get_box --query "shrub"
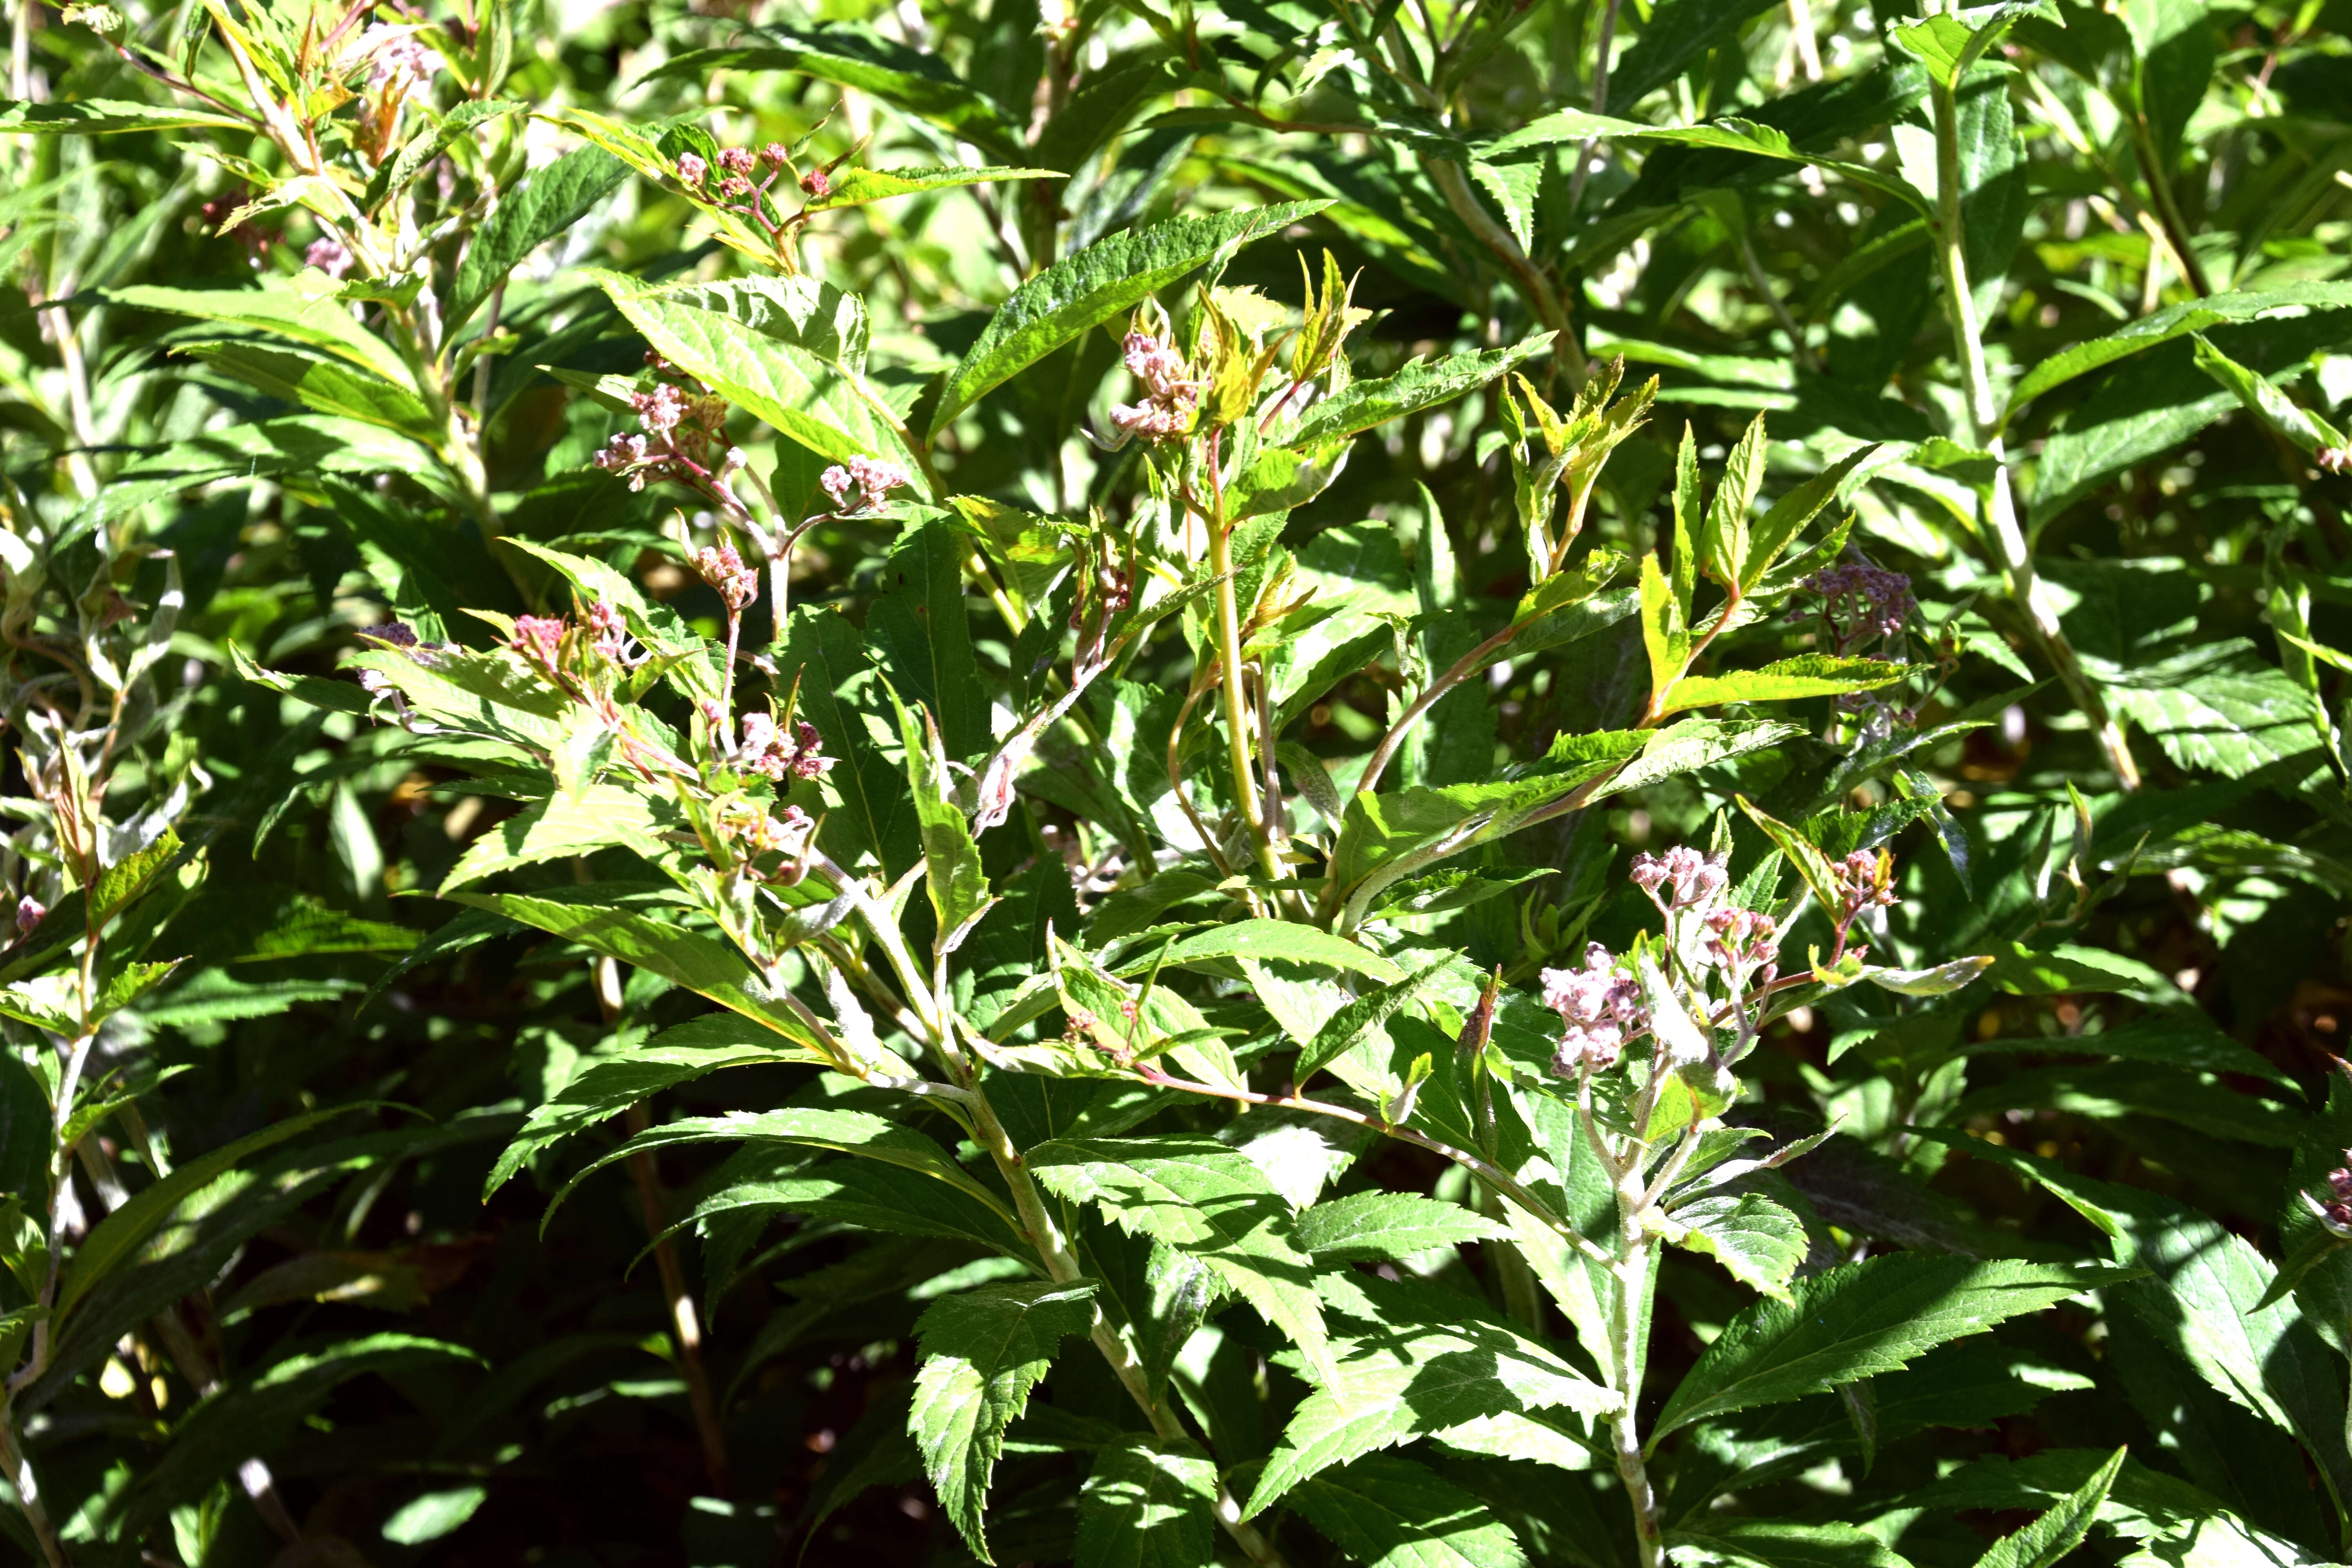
[0,0,2348,1563]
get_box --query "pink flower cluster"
[693,541,758,613]
[731,802,813,857]
[1800,561,1915,649]
[15,895,45,935]
[1543,943,1649,1074]
[1700,906,1779,974]
[725,710,831,782]
[305,236,353,279]
[820,458,912,513]
[591,370,732,494]
[359,24,437,94]
[1630,846,1729,912]
[2315,1158,2352,1236]
[1110,332,1204,442]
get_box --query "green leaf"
[1285,336,1553,448]
[932,200,1330,434]
[1886,3,2051,88]
[441,784,674,891]
[2103,642,2323,780]
[889,693,991,940]
[587,269,915,468]
[1589,719,1804,802]
[808,165,1059,211]
[1739,446,1878,593]
[1667,1520,1916,1568]
[1292,1192,1512,1262]
[1074,1435,1219,1568]
[1296,957,1456,1084]
[105,279,420,390]
[1699,414,1769,586]
[1029,1136,1337,1384]
[2000,282,2352,426]
[1971,1445,2126,1568]
[1286,1452,1530,1568]
[1247,1272,1617,1514]
[363,98,526,211]
[2194,333,2347,457]
[1606,0,1786,109]
[0,97,254,132]
[1900,1448,2309,1563]
[646,24,1027,159]
[130,1334,483,1526]
[1653,1255,2138,1441]
[447,143,626,332]
[177,340,441,440]
[910,1279,1101,1562]
[484,1013,830,1195]
[1670,1192,1808,1302]
[690,1151,1028,1252]
[55,1104,370,1325]
[1947,1063,2298,1149]
[444,888,829,1054]
[1662,656,1906,715]
[1133,919,1405,983]
[0,1051,49,1202]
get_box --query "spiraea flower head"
[715,147,757,176]
[1701,905,1781,978]
[1829,848,1898,919]
[511,614,566,672]
[1543,942,1648,1075]
[1630,845,1730,913]
[676,152,708,187]
[304,236,354,279]
[1799,561,1916,649]
[693,540,759,612]
[820,458,913,513]
[2307,1155,2352,1237]
[1109,330,1205,443]
[15,895,45,935]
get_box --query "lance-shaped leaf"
[440,784,674,892]
[1284,336,1553,448]
[910,1279,1100,1562]
[445,888,828,1054]
[690,1149,1030,1253]
[0,98,255,132]
[645,23,1028,159]
[1668,1192,1808,1302]
[555,1105,1009,1222]
[889,691,990,940]
[1125,918,1405,983]
[584,269,916,468]
[932,200,1330,434]
[105,279,419,389]
[1295,956,1456,1084]
[177,340,442,440]
[1285,1452,1530,1568]
[1074,1435,1219,1568]
[1653,1255,2138,1441]
[1970,1445,2125,1568]
[1292,1191,1512,1261]
[807,165,1059,211]
[1666,1519,1914,1568]
[1662,656,1906,716]
[447,142,626,331]
[1029,1136,1337,1383]
[1246,1272,1618,1515]
[1886,2,2053,89]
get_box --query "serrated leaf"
[1247,1272,1617,1514]
[1296,957,1455,1085]
[1292,1191,1512,1262]
[1653,1256,2138,1440]
[1131,918,1404,983]
[447,143,626,331]
[0,97,254,132]
[808,164,1058,210]
[1972,1445,2125,1568]
[440,784,673,891]
[910,1279,1100,1562]
[105,279,419,389]
[1667,1520,1916,1568]
[1286,1452,1529,1568]
[1029,1136,1336,1384]
[932,201,1330,433]
[1663,656,1906,715]
[1671,1192,1808,1301]
[1074,1435,1219,1568]
[1285,337,1553,448]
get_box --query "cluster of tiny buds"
[305,236,353,279]
[15,895,44,935]
[729,802,812,857]
[592,361,731,493]
[819,458,912,513]
[711,707,831,782]
[693,541,759,612]
[1830,849,1898,918]
[677,143,791,194]
[1543,942,1648,1076]
[1702,905,1780,976]
[1110,331,1204,442]
[2314,1158,2352,1236]
[1798,561,1916,648]
[2318,446,2349,476]
[1630,845,1730,912]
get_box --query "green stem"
[1605,1234,1665,1568]
[1929,77,2141,792]
[0,1403,67,1568]
[1205,435,1279,881]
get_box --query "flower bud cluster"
[305,236,354,280]
[819,458,913,513]
[2316,1160,2352,1236]
[719,709,832,782]
[1701,906,1780,975]
[1543,942,1648,1074]
[591,362,733,495]
[2319,446,2350,476]
[692,541,759,613]
[1110,332,1205,443]
[1630,845,1730,913]
[15,895,45,935]
[1798,561,1916,651]
[674,141,817,256]
[1826,847,1898,962]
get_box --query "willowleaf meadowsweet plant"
[0,0,2349,1562]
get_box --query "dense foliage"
[2,0,2350,1562]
